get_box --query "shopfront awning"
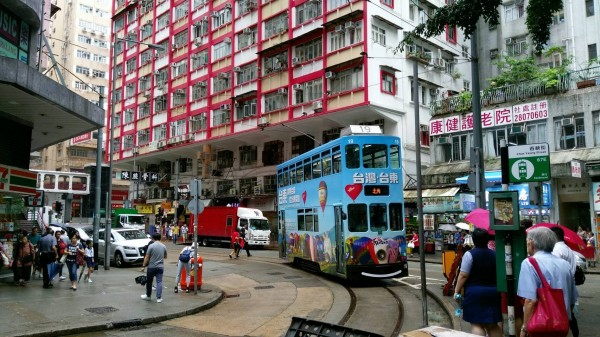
[404,186,460,200]
[455,171,503,184]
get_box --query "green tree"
[400,0,563,54]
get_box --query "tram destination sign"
[508,143,550,183]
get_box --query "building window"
[263,51,288,75]
[138,103,151,118]
[213,108,230,126]
[420,125,430,146]
[172,59,188,78]
[154,95,167,112]
[446,25,457,44]
[294,38,322,63]
[380,0,392,8]
[157,13,170,30]
[296,1,322,25]
[329,0,352,10]
[262,140,284,165]
[235,98,257,119]
[239,145,258,166]
[213,72,231,93]
[174,1,189,21]
[380,71,395,95]
[586,0,595,16]
[217,150,234,169]
[170,119,186,137]
[112,113,121,127]
[264,13,288,39]
[123,135,134,150]
[137,129,150,145]
[409,3,416,21]
[173,29,188,48]
[330,65,363,93]
[193,17,209,38]
[437,134,470,163]
[123,108,134,124]
[126,57,137,73]
[264,91,287,113]
[139,76,150,91]
[506,36,527,56]
[189,113,208,132]
[555,114,585,150]
[76,66,90,75]
[505,3,525,22]
[588,44,598,62]
[292,135,315,157]
[114,16,125,31]
[155,68,168,86]
[238,0,258,14]
[236,62,258,85]
[294,78,323,104]
[78,35,91,44]
[551,10,565,25]
[172,89,186,107]
[372,25,386,46]
[77,50,91,60]
[329,21,362,52]
[154,125,167,141]
[593,111,600,146]
[213,40,232,60]
[237,26,257,49]
[191,50,209,69]
[141,23,153,40]
[192,81,208,100]
[124,83,135,98]
[212,6,232,28]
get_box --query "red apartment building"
[107,0,467,217]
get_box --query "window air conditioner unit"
[194,37,202,45]
[172,43,179,49]
[193,20,202,27]
[429,88,439,96]
[253,186,261,194]
[278,27,287,34]
[219,72,229,78]
[225,3,232,9]
[160,124,167,129]
[243,27,252,34]
[335,25,343,33]
[278,88,288,94]
[157,140,166,148]
[510,125,525,134]
[153,70,160,75]
[143,90,151,97]
[344,22,354,29]
[312,100,323,110]
[233,66,242,72]
[293,84,303,90]
[146,20,152,25]
[198,81,207,87]
[116,71,122,77]
[438,136,451,145]
[90,30,96,35]
[291,57,300,65]
[221,104,231,110]
[325,71,335,79]
[561,117,574,126]
[211,11,219,17]
[223,37,232,44]
[171,62,178,67]
[82,27,87,32]
[505,37,513,44]
[132,147,139,154]
[176,89,185,94]
[436,58,446,69]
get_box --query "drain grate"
[267,272,284,275]
[226,294,240,298]
[283,275,302,279]
[254,285,275,290]
[85,306,119,314]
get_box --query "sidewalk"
[0,267,222,337]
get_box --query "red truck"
[194,206,271,247]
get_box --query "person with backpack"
[174,242,196,293]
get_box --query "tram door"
[334,205,345,275]
[278,210,286,259]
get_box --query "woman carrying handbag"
[15,235,35,286]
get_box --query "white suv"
[98,229,151,268]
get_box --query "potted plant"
[575,58,599,89]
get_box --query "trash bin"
[425,242,435,254]
[180,256,203,290]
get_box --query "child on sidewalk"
[83,240,94,283]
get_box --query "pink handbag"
[526,257,569,337]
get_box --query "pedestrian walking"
[238,224,251,257]
[38,227,58,289]
[174,243,196,293]
[172,223,180,244]
[181,224,188,244]
[83,239,94,283]
[27,227,42,279]
[551,227,579,337]
[15,235,35,286]
[229,230,242,259]
[140,233,167,303]
[65,235,84,291]
[54,231,67,281]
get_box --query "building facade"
[422,1,600,237]
[107,0,470,222]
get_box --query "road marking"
[393,275,446,289]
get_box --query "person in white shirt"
[550,226,579,337]
[174,243,196,293]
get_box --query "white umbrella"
[439,224,457,231]
[455,222,470,230]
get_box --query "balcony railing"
[430,65,600,117]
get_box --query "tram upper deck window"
[348,203,368,232]
[303,158,311,181]
[389,203,404,231]
[283,170,290,186]
[321,153,332,176]
[370,203,388,232]
[363,144,387,168]
[312,155,322,179]
[346,144,360,169]
[295,165,303,183]
[390,145,400,169]
[332,151,341,173]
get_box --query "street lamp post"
[106,37,164,270]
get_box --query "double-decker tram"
[276,125,408,280]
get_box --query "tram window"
[322,155,332,176]
[345,144,360,169]
[283,170,290,186]
[290,167,297,184]
[303,162,311,181]
[332,152,341,173]
[296,166,303,183]
[348,203,368,232]
[363,144,387,168]
[277,173,283,187]
[312,158,321,179]
[297,209,306,231]
[390,145,400,169]
[313,210,319,232]
[389,203,404,231]
[306,213,314,231]
[369,203,388,232]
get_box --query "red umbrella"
[527,223,590,258]
[465,208,495,234]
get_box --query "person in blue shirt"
[517,227,577,337]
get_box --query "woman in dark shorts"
[454,228,502,337]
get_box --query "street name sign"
[508,143,550,183]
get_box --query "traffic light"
[55,201,63,214]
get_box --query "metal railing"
[430,65,600,117]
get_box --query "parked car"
[97,228,151,268]
[574,251,587,272]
